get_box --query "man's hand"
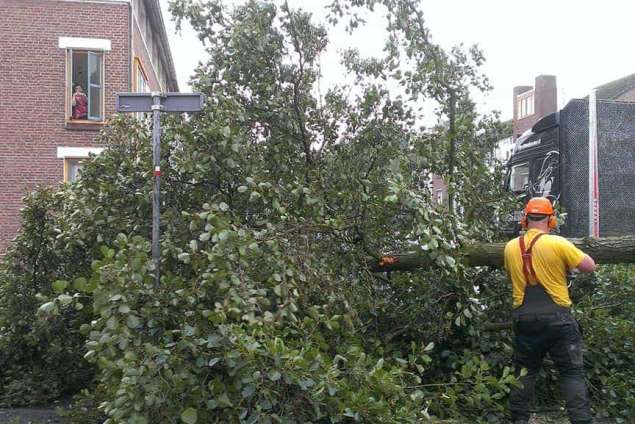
[577,255,597,273]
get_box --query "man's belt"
[513,310,572,322]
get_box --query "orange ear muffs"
[521,214,556,229]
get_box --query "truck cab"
[505,98,635,238]
[505,113,561,234]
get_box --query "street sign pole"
[151,93,163,285]
[588,89,600,237]
[116,92,204,286]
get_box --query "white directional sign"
[116,92,204,113]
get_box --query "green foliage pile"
[0,0,632,423]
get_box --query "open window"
[66,49,104,122]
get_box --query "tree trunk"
[369,235,635,272]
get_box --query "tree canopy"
[0,1,633,423]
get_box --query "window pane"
[89,52,102,85]
[66,159,84,182]
[89,86,102,120]
[529,95,534,115]
[510,163,530,191]
[72,51,88,92]
[436,190,443,204]
[71,51,89,120]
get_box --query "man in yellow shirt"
[504,197,597,424]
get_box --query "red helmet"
[521,197,556,229]
[524,197,554,215]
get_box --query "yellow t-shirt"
[504,229,587,308]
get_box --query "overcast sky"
[160,0,635,121]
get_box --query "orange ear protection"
[520,214,557,229]
[520,197,557,229]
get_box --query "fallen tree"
[370,235,635,272]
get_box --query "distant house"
[431,72,635,204]
[512,75,558,141]
[0,0,178,254]
[490,75,558,168]
[593,73,635,102]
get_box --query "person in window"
[71,84,88,120]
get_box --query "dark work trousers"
[509,312,593,423]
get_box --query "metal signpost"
[588,89,600,237]
[116,92,204,284]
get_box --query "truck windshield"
[510,163,530,192]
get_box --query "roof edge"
[146,0,179,92]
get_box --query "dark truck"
[506,98,635,237]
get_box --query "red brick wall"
[0,0,130,253]
[512,75,557,140]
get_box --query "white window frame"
[510,162,530,192]
[57,147,104,182]
[436,189,443,204]
[60,37,110,124]
[516,91,535,119]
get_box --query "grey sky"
[160,0,635,121]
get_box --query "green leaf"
[268,370,281,381]
[73,277,87,291]
[180,407,198,424]
[52,280,68,293]
[237,185,248,193]
[39,301,56,314]
[217,393,233,407]
[219,202,229,212]
[127,315,141,329]
[100,245,115,258]
[58,294,73,306]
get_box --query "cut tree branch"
[369,235,635,272]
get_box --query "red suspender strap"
[519,233,545,286]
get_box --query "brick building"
[0,0,178,253]
[512,75,558,140]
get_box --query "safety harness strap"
[519,233,545,286]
